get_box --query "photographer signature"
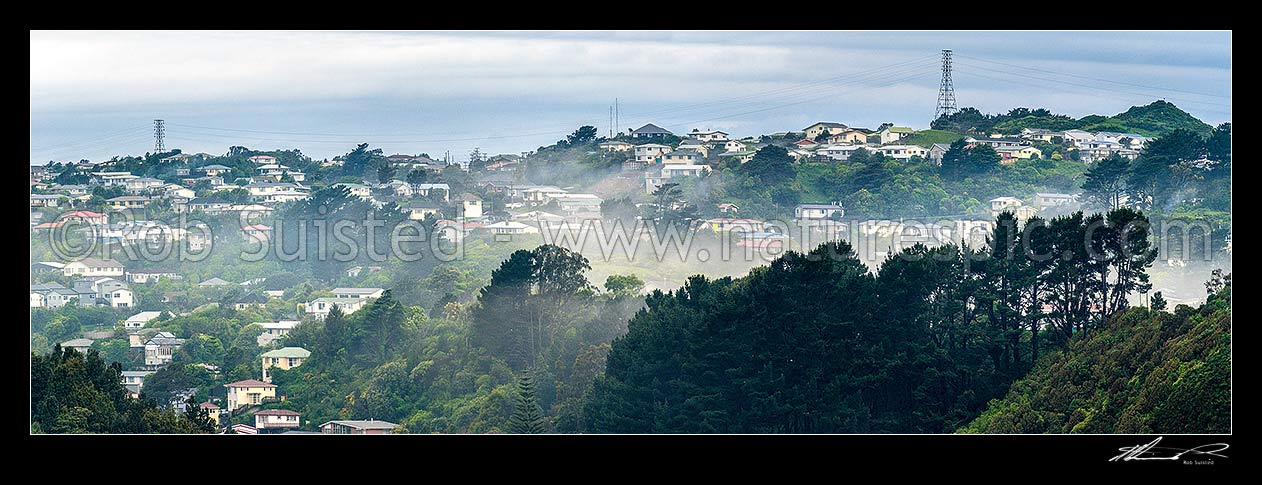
[1110,437,1229,462]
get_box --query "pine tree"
[507,370,546,434]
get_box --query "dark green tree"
[507,370,547,433]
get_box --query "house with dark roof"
[804,122,849,140]
[234,293,270,310]
[630,123,673,139]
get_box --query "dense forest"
[31,347,216,433]
[584,206,1166,433]
[962,274,1231,433]
[932,101,1213,137]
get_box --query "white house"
[686,129,729,142]
[803,122,849,140]
[878,126,916,144]
[817,144,865,161]
[876,145,929,160]
[144,331,185,367]
[305,298,369,320]
[1033,193,1077,210]
[633,144,671,163]
[62,258,124,277]
[332,288,385,299]
[599,140,634,152]
[989,197,1024,217]
[795,203,845,220]
[125,311,163,329]
[485,221,538,235]
[255,320,301,346]
[661,150,702,165]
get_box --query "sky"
[30,30,1232,165]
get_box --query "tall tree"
[507,370,547,434]
[1081,154,1130,210]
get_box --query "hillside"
[960,287,1231,434]
[1080,100,1214,137]
[901,129,966,148]
[943,101,1212,138]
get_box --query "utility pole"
[153,119,166,153]
[934,50,957,121]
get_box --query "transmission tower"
[153,119,166,153]
[934,50,957,121]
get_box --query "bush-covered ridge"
[960,285,1231,434]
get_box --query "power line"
[954,54,1231,100]
[954,61,1232,108]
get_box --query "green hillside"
[1081,100,1214,137]
[902,129,966,148]
[960,286,1231,434]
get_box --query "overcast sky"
[30,30,1231,165]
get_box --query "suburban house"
[31,261,65,275]
[242,224,272,243]
[198,277,234,287]
[704,218,765,234]
[185,197,232,214]
[633,144,671,163]
[30,283,79,308]
[545,193,603,219]
[200,403,221,425]
[334,183,372,198]
[795,203,845,220]
[57,210,108,226]
[261,347,311,382]
[803,122,849,140]
[686,129,729,142]
[304,298,369,320]
[1033,192,1077,210]
[1060,129,1095,147]
[125,310,163,329]
[123,177,164,194]
[62,258,124,277]
[828,129,871,144]
[875,145,929,160]
[967,136,1024,149]
[61,338,94,353]
[459,194,483,219]
[928,143,953,165]
[245,182,310,203]
[197,164,233,177]
[996,146,1043,161]
[126,270,182,284]
[144,331,185,367]
[404,200,441,221]
[485,221,538,236]
[121,370,153,398]
[320,419,398,435]
[676,139,710,156]
[598,140,634,152]
[816,144,865,161]
[878,126,916,144]
[248,155,278,165]
[255,320,301,346]
[989,197,1024,217]
[661,150,702,165]
[234,294,269,310]
[1019,128,1060,142]
[412,183,450,201]
[332,288,386,299]
[224,379,277,412]
[1013,205,1039,222]
[645,164,711,193]
[30,194,64,207]
[254,410,302,433]
[630,123,673,139]
[721,140,747,153]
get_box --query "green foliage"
[31,347,207,433]
[901,129,966,148]
[961,284,1230,433]
[507,370,547,433]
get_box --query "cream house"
[803,122,849,140]
[261,347,312,383]
[225,379,277,412]
[460,194,483,219]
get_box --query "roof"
[320,420,399,430]
[58,210,106,219]
[632,123,673,135]
[486,221,530,229]
[122,370,153,378]
[1034,192,1075,198]
[254,409,301,416]
[806,122,848,129]
[199,402,220,410]
[885,126,915,133]
[261,347,312,359]
[331,287,384,295]
[797,203,844,210]
[225,379,276,388]
[404,199,439,209]
[68,257,123,268]
[61,338,94,347]
[199,164,232,170]
[199,277,233,286]
[236,294,269,304]
[126,311,163,322]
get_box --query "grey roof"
[808,122,848,129]
[199,164,232,170]
[797,203,844,210]
[632,123,673,135]
[198,277,233,286]
[321,420,399,430]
